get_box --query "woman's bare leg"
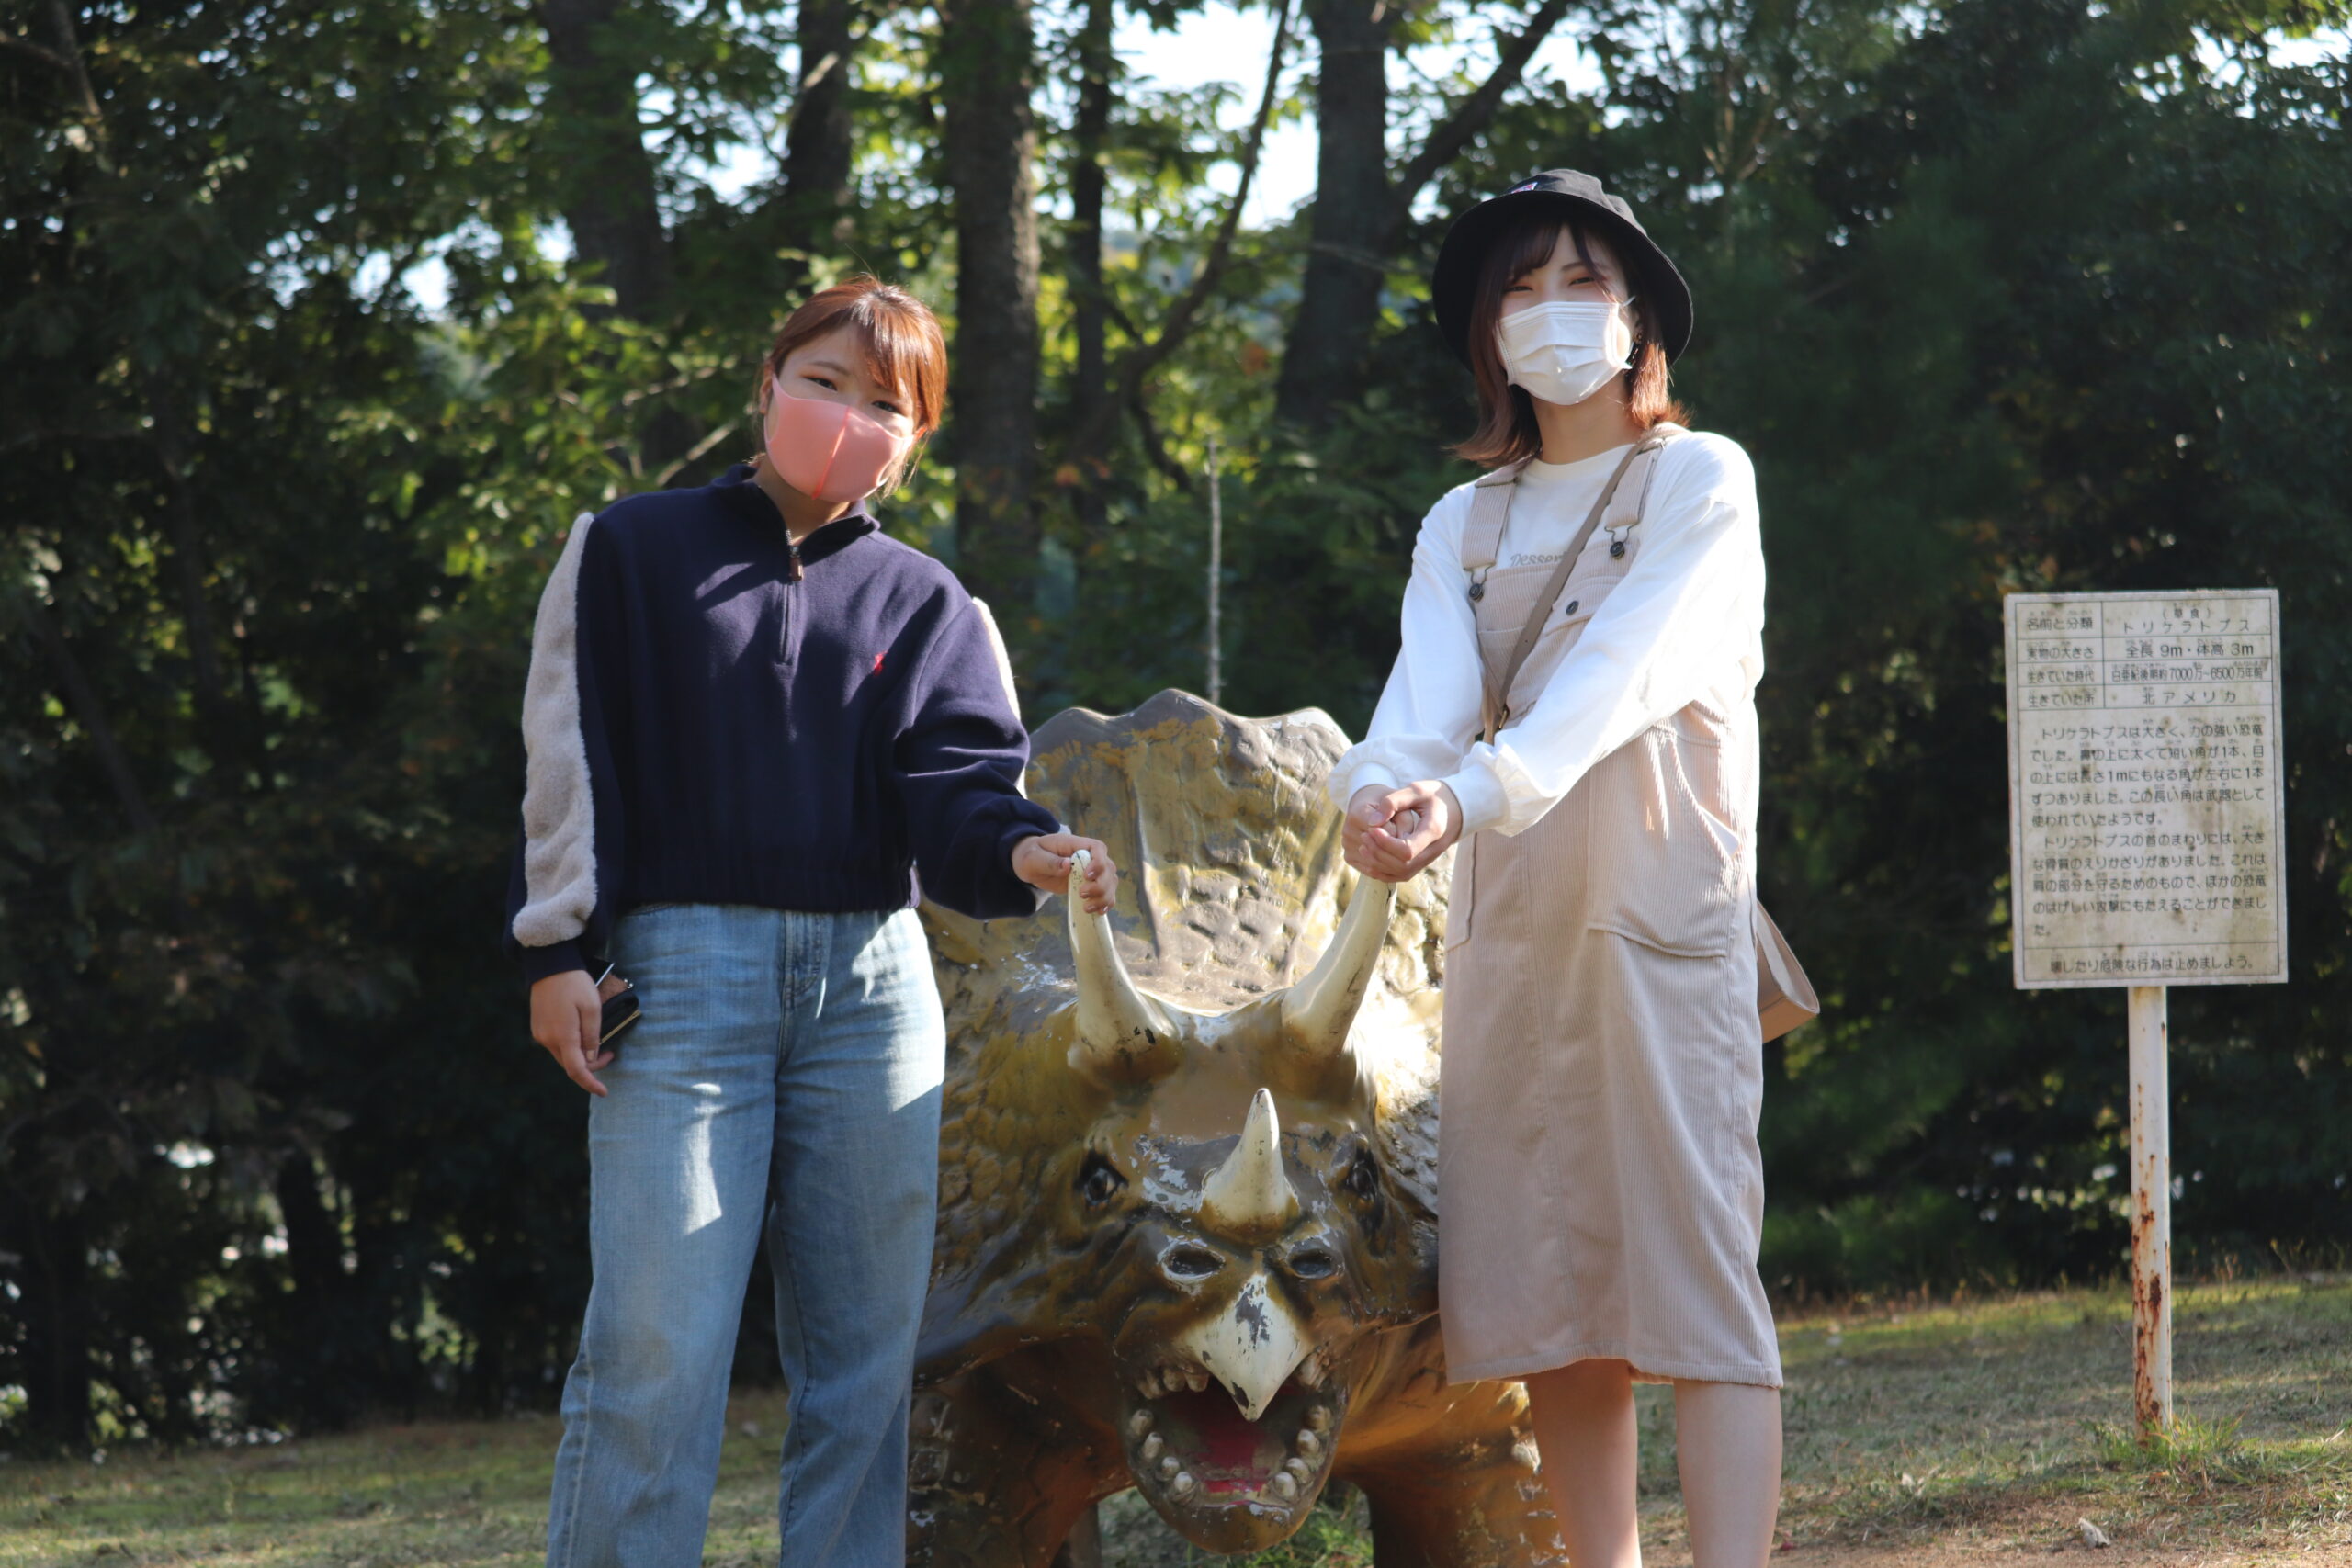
[1672,1380,1782,1568]
[1523,1359,1643,1568]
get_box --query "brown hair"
[759,276,948,491]
[1453,214,1688,468]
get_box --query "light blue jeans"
[546,904,945,1568]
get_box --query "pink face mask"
[763,378,910,503]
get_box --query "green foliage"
[3,0,2348,1452]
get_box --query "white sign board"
[2005,590,2287,990]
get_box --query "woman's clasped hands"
[1342,781,1464,883]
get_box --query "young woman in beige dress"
[1333,170,1783,1567]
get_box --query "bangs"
[1483,214,1581,299]
[843,303,929,413]
[766,276,949,435]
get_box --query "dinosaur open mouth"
[1122,1357,1346,1520]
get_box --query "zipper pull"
[786,541,804,582]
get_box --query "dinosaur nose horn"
[1199,1089,1301,1237]
[1173,1266,1313,1423]
[1279,874,1396,1064]
[1066,848,1181,1085]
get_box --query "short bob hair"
[759,276,948,491]
[1453,213,1687,468]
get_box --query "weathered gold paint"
[910,692,1566,1568]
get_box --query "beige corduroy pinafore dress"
[1437,443,1781,1389]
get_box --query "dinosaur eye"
[1078,1152,1127,1207]
[1341,1151,1379,1201]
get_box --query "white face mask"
[1495,299,1635,407]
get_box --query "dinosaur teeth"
[1283,1455,1313,1482]
[1128,1409,1153,1438]
[1270,1472,1299,1500]
[1295,1428,1323,1459]
[1141,1433,1164,1461]
[1296,1357,1325,1389]
[1304,1405,1330,1431]
[1170,1472,1197,1499]
[1185,1368,1207,1393]
[1159,1454,1180,1478]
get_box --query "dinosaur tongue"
[1159,1387,1283,1495]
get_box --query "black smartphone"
[594,964,641,1050]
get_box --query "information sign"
[2005,590,2287,990]
[2005,587,2289,1438]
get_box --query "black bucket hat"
[1431,169,1692,366]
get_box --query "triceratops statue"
[911,691,1565,1567]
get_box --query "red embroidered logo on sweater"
[872,652,887,674]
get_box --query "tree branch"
[1385,0,1573,233]
[618,356,755,408]
[0,424,143,456]
[0,29,73,73]
[652,417,742,488]
[1129,393,1193,494]
[1070,0,1295,463]
[25,597,157,837]
[43,0,105,133]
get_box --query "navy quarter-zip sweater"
[503,464,1058,981]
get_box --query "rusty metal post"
[2127,984,2173,1437]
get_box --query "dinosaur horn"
[1198,1089,1301,1239]
[1279,874,1395,1062]
[1067,848,1180,1085]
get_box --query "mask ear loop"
[880,430,930,499]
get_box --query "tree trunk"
[16,1201,93,1452]
[1274,0,1572,432]
[1066,0,1114,538]
[274,1152,362,1427]
[938,0,1042,615]
[539,0,673,321]
[783,0,858,255]
[1274,0,1395,432]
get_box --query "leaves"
[2,0,2347,1449]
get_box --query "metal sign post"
[2005,590,2287,1440]
[2126,985,2172,1430]
[1204,434,1223,707]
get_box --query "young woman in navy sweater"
[506,276,1114,1568]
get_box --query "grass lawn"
[4,1278,2347,1566]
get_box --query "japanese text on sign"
[2005,591,2288,989]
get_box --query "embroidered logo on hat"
[1509,179,1544,193]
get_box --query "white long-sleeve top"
[1331,431,1766,838]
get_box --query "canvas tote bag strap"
[1753,898,1820,1042]
[1478,430,1671,742]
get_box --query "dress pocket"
[1582,718,1740,958]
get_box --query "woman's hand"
[1013,832,1120,914]
[531,968,617,1097]
[1342,781,1464,883]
